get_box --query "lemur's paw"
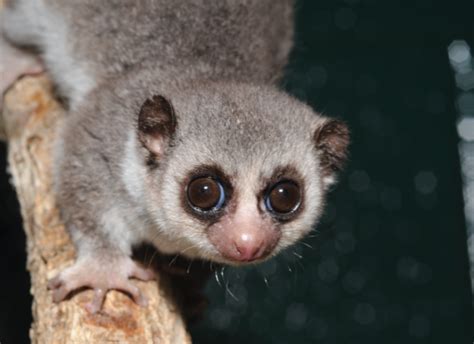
[47,255,155,313]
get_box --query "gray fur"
[1,0,348,305]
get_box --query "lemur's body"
[0,0,349,313]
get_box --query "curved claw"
[52,286,71,303]
[86,288,106,314]
[121,283,148,307]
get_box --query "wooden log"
[1,75,191,343]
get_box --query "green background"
[191,0,474,343]
[0,0,473,343]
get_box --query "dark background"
[1,0,473,343]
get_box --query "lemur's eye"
[187,177,225,211]
[265,181,301,216]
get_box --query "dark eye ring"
[265,180,302,217]
[186,176,226,212]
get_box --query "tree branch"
[2,75,191,343]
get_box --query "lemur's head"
[136,82,349,265]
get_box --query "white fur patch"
[121,132,146,201]
[99,206,134,255]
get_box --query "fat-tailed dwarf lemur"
[0,0,349,313]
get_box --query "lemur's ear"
[138,95,177,157]
[313,119,350,187]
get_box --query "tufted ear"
[313,119,350,187]
[138,95,177,157]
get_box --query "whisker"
[214,270,222,287]
[168,254,179,267]
[225,281,239,301]
[220,267,227,285]
[146,249,160,269]
[306,233,320,239]
[146,231,169,268]
[179,244,198,255]
[186,259,193,274]
[292,251,303,259]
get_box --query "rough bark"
[1,75,192,343]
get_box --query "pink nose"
[207,215,281,264]
[232,233,264,262]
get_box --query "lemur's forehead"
[175,82,317,141]
[177,110,315,165]
[169,82,320,186]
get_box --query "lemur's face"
[177,163,309,264]
[137,83,349,264]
